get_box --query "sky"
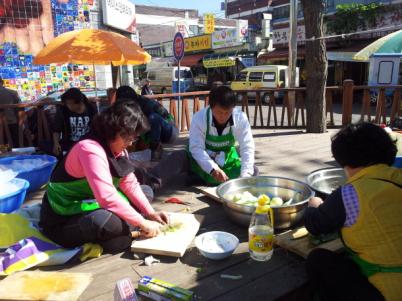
[130,0,223,16]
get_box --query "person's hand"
[211,168,229,183]
[0,0,69,55]
[147,211,169,225]
[308,197,324,208]
[52,142,61,156]
[139,220,162,238]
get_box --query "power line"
[303,24,402,42]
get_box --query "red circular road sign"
[173,32,185,61]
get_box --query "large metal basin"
[306,168,346,199]
[216,176,315,230]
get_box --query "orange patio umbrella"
[33,28,151,66]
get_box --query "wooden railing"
[0,81,401,148]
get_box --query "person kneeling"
[40,100,168,254]
[304,122,402,301]
[188,86,256,185]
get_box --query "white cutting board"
[131,213,200,257]
[0,271,92,301]
[197,186,222,203]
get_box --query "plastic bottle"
[248,196,274,261]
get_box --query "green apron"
[189,107,241,185]
[341,235,402,278]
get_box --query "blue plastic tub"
[393,156,402,168]
[0,178,30,213]
[0,155,57,192]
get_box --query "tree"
[300,0,327,133]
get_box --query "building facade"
[225,0,402,85]
[0,0,95,101]
[0,0,143,101]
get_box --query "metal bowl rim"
[216,175,315,209]
[305,167,345,196]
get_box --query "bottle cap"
[256,196,270,214]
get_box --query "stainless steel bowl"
[306,168,346,199]
[216,176,315,230]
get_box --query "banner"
[236,19,249,42]
[204,14,215,34]
[203,57,236,68]
[184,35,211,53]
[212,28,242,49]
[102,0,136,33]
[175,20,190,38]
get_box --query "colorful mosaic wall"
[0,0,95,101]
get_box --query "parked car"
[142,66,195,94]
[231,65,300,103]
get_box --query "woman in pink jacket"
[40,100,168,253]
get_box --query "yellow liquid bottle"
[248,196,274,261]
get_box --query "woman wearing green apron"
[304,122,402,301]
[188,86,256,185]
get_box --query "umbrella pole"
[93,63,100,112]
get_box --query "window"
[378,61,394,84]
[148,71,156,80]
[142,71,148,80]
[175,70,193,79]
[273,5,290,19]
[249,72,263,82]
[326,0,335,10]
[263,72,276,82]
[236,71,248,81]
[279,70,286,83]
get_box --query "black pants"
[40,195,131,254]
[306,248,385,301]
[132,149,190,190]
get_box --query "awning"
[327,51,362,62]
[178,53,205,67]
[257,47,306,62]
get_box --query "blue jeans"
[147,113,173,145]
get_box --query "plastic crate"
[0,155,57,192]
[0,178,30,213]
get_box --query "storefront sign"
[236,19,249,42]
[164,41,173,57]
[102,0,136,33]
[204,14,215,34]
[212,28,243,49]
[175,20,190,38]
[239,57,255,68]
[273,26,305,45]
[184,35,211,53]
[203,57,236,68]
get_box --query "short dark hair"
[61,87,87,104]
[331,122,397,168]
[209,86,236,108]
[115,85,138,101]
[90,99,149,142]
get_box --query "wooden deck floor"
[22,129,338,301]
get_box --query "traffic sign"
[173,32,185,61]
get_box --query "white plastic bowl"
[195,231,239,260]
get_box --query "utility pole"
[288,0,298,125]
[289,0,298,88]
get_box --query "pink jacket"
[65,139,154,226]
